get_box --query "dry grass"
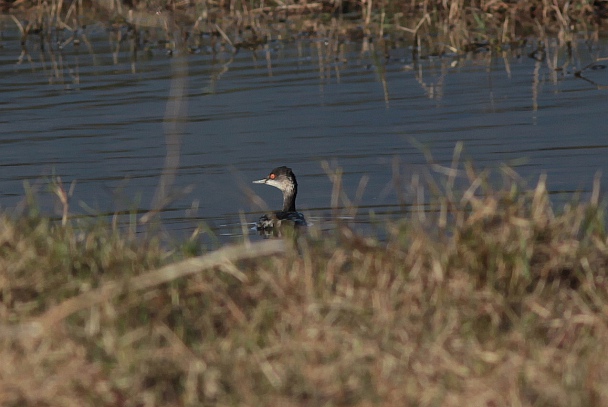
[4,0,606,57]
[1,163,608,406]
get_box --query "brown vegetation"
[4,0,607,56]
[1,161,608,406]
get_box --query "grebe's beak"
[252,178,268,184]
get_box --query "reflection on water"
[1,16,608,242]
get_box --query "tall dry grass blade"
[10,15,25,36]
[591,171,602,207]
[141,24,189,225]
[322,161,347,216]
[348,175,369,219]
[239,210,251,243]
[446,141,463,200]
[410,173,426,222]
[215,23,234,49]
[531,173,548,219]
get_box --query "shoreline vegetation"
[4,0,608,55]
[1,159,608,406]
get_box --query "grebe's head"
[252,166,297,192]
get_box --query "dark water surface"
[1,21,608,241]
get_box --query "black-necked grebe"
[253,166,307,230]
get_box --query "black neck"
[282,183,297,212]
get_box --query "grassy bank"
[1,164,608,406]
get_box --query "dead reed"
[1,160,607,406]
[5,0,606,58]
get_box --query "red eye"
[269,173,276,180]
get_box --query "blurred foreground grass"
[1,164,608,406]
